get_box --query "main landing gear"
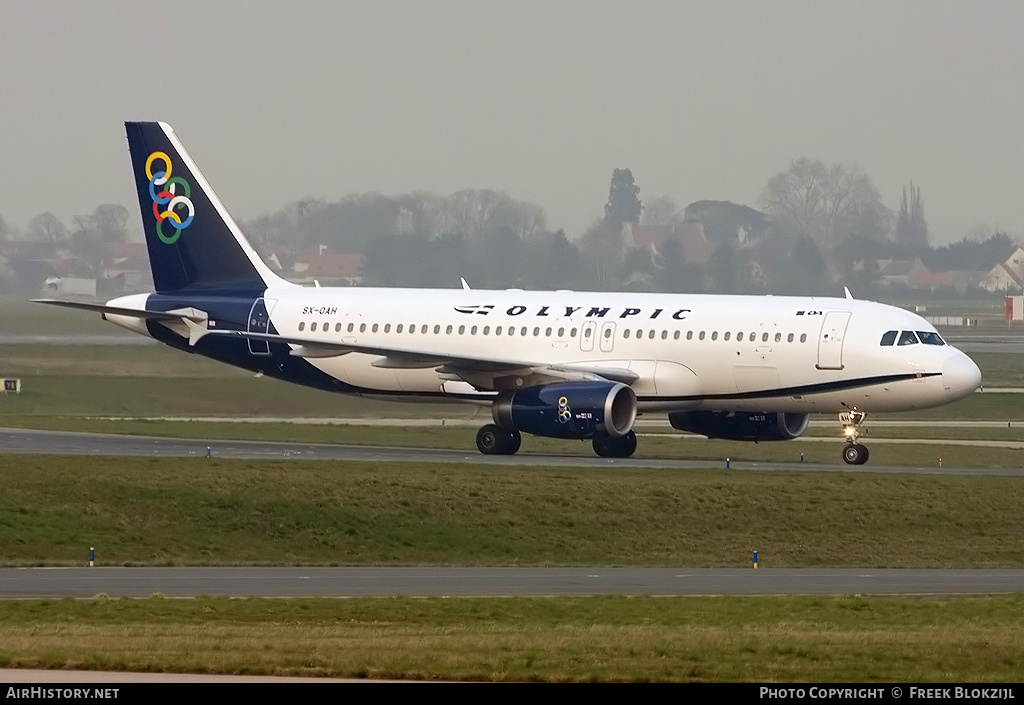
[476,424,521,455]
[592,431,637,458]
[474,425,638,458]
[840,408,869,465]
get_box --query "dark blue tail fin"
[125,122,286,294]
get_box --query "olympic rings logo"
[557,396,571,423]
[146,151,194,245]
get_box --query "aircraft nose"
[943,353,982,400]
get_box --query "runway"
[2,567,1022,598]
[2,426,1021,476]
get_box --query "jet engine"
[668,410,810,441]
[492,381,637,440]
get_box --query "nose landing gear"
[840,408,869,465]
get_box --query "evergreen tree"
[604,168,642,228]
[895,181,928,248]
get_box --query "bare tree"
[642,196,682,227]
[26,212,68,244]
[91,204,130,243]
[761,158,892,248]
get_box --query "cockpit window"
[880,330,898,346]
[898,330,919,346]
[917,331,945,346]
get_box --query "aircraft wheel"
[506,429,522,454]
[842,443,869,465]
[592,431,637,458]
[617,431,637,458]
[476,425,520,455]
[592,433,613,457]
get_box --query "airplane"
[35,122,982,465]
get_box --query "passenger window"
[624,330,631,339]
[298,322,305,331]
[372,324,379,333]
[880,330,898,346]
[421,325,428,334]
[311,322,318,332]
[917,331,945,346]
[359,323,366,333]
[335,323,342,332]
[673,331,680,340]
[762,332,769,342]
[397,324,403,333]
[724,332,731,341]
[774,333,781,342]
[686,331,693,340]
[898,330,919,346]
[711,331,718,341]
[787,333,794,343]
[384,324,391,333]
[661,330,668,340]
[737,332,744,342]
[459,325,465,335]
[446,325,453,334]
[698,331,706,340]
[800,334,807,343]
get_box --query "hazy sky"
[2,1,1023,243]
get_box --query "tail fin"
[125,122,289,294]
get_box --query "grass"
[0,345,1016,420]
[0,595,1021,682]
[0,374,472,419]
[2,455,1023,567]
[0,297,134,336]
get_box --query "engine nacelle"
[668,410,809,441]
[493,381,637,440]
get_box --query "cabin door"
[816,311,851,370]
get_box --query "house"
[626,222,715,265]
[102,241,152,292]
[981,246,1024,292]
[291,245,364,285]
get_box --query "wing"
[203,328,639,391]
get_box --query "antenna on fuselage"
[843,286,854,300]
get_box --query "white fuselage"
[144,285,979,415]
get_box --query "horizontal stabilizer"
[31,299,189,321]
